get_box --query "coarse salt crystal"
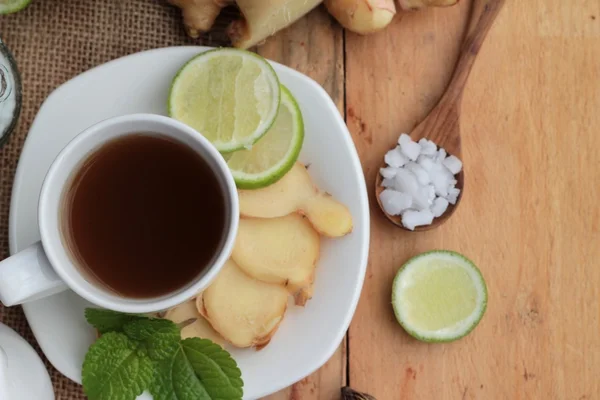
[442,155,463,175]
[417,155,435,171]
[379,189,413,216]
[425,184,436,203]
[394,168,419,194]
[431,197,449,217]
[412,185,435,210]
[401,209,434,231]
[446,187,461,205]
[430,164,452,197]
[435,148,447,163]
[399,133,421,161]
[384,146,408,168]
[380,167,398,180]
[405,162,430,185]
[418,138,437,156]
[381,178,396,189]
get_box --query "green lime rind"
[392,250,487,343]
[227,85,304,190]
[168,47,280,153]
[0,0,32,14]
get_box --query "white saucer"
[8,46,370,399]
[0,323,54,400]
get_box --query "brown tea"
[62,134,227,298]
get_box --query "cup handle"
[0,241,68,306]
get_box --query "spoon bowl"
[374,0,505,231]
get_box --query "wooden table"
[262,0,600,398]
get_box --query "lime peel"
[227,85,304,189]
[392,250,487,343]
[0,0,31,14]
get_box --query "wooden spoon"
[375,0,506,231]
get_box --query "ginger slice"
[238,163,353,237]
[293,283,314,307]
[200,259,289,349]
[232,214,320,293]
[163,299,226,346]
[325,0,396,34]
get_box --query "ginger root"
[324,0,396,34]
[228,0,323,49]
[170,0,322,48]
[398,0,459,11]
[168,0,233,38]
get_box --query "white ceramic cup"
[0,113,239,313]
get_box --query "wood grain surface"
[345,0,600,399]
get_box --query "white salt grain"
[401,209,434,231]
[425,184,436,203]
[431,197,449,217]
[399,134,421,161]
[381,178,396,189]
[405,162,430,185]
[430,164,450,197]
[379,189,412,216]
[446,187,461,205]
[412,185,435,210]
[417,155,435,171]
[380,167,398,180]
[394,168,419,194]
[384,146,408,168]
[442,155,463,175]
[435,148,447,163]
[418,138,437,156]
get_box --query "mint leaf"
[151,338,243,400]
[82,332,153,400]
[124,318,180,361]
[85,308,147,333]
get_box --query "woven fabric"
[0,1,234,398]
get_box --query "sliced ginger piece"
[294,283,314,307]
[301,193,354,237]
[238,163,353,237]
[200,259,289,349]
[163,299,227,346]
[232,214,320,293]
[238,162,316,218]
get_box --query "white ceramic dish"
[9,46,370,399]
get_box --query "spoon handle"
[441,0,506,106]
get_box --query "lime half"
[392,250,487,342]
[226,85,303,189]
[0,0,31,14]
[169,48,280,153]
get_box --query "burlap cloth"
[0,1,237,398]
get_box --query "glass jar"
[0,38,22,148]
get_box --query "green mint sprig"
[83,308,243,400]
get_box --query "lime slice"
[168,48,280,153]
[0,0,31,14]
[226,85,304,189]
[392,250,487,342]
